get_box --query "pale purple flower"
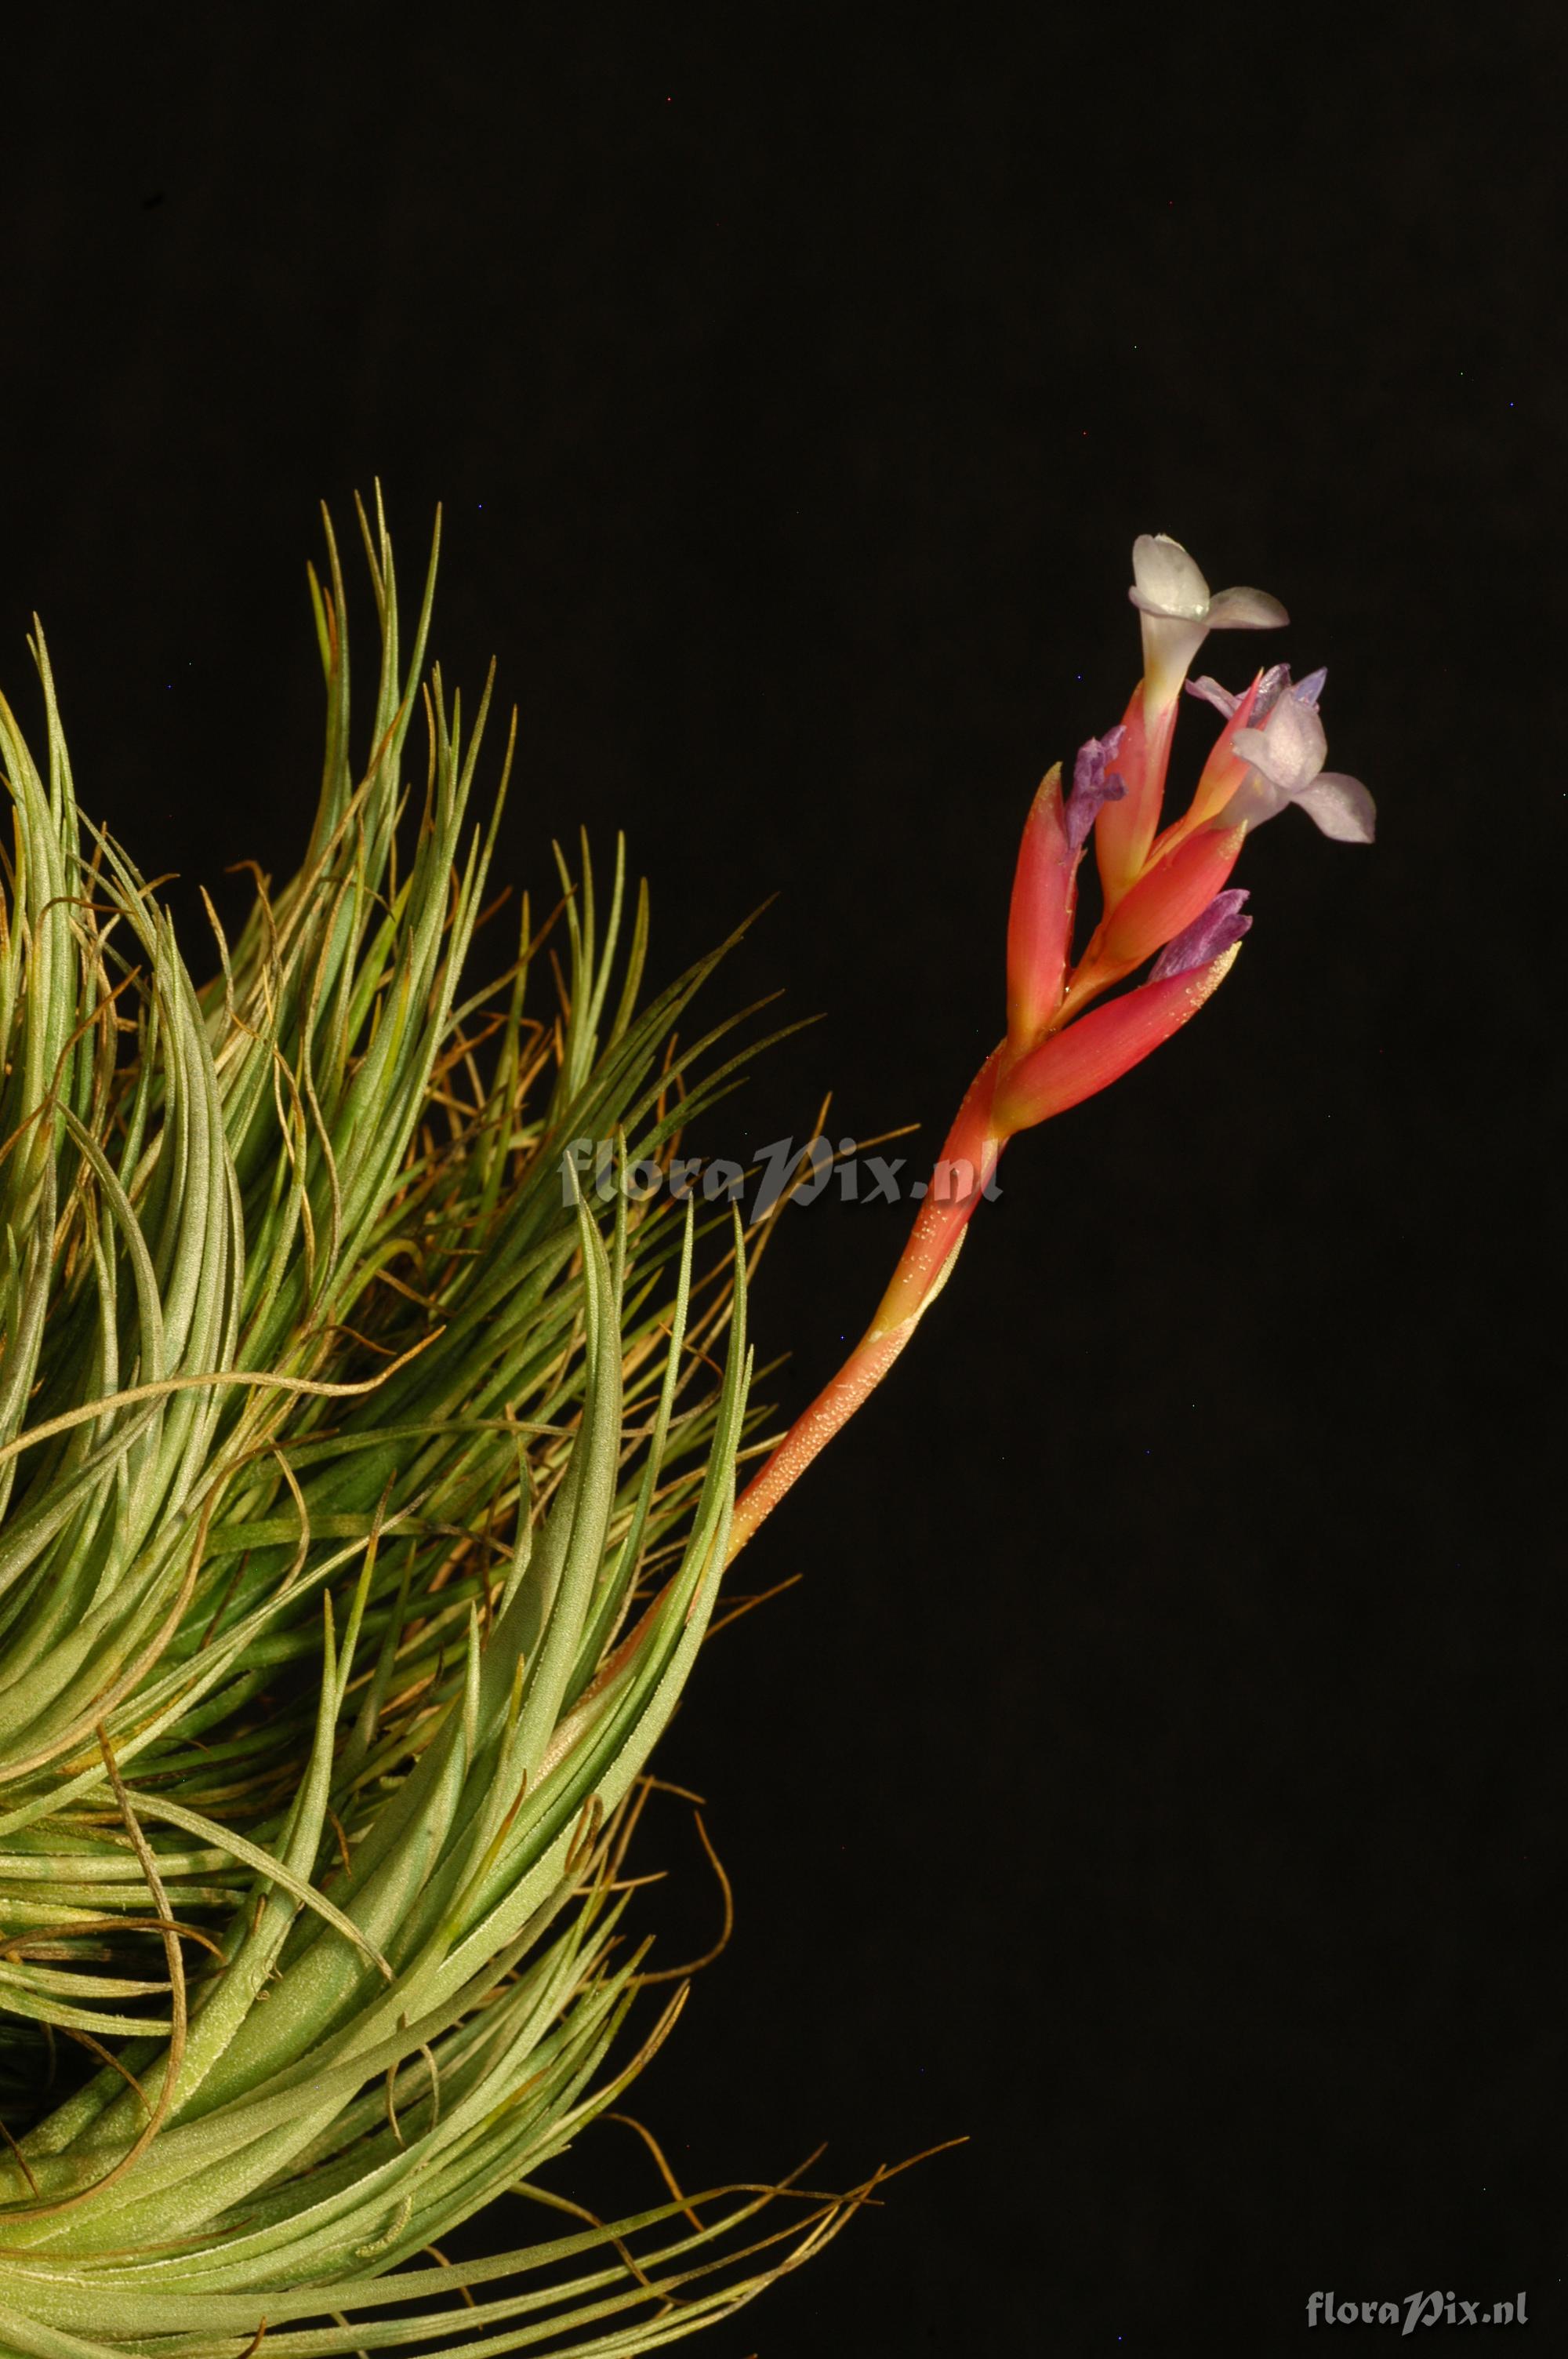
[1226,690,1377,844]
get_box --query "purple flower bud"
[1148,888,1253,981]
[1065,725,1128,850]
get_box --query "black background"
[3,8,1563,2353]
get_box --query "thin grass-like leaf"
[0,501,843,2354]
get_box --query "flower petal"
[1234,694,1327,794]
[1220,771,1293,829]
[1129,532,1210,620]
[1206,584,1290,631]
[1290,771,1377,843]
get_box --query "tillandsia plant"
[0,507,1370,2357]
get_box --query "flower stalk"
[728,533,1374,1563]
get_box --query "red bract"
[1005,765,1073,1056]
[994,947,1240,1136]
[1098,820,1246,977]
[1094,684,1171,905]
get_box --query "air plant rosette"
[0,508,1370,2355]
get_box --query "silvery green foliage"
[0,500,852,2353]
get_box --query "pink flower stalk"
[724,536,1374,1563]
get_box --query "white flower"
[1227,689,1376,844]
[1129,533,1289,708]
